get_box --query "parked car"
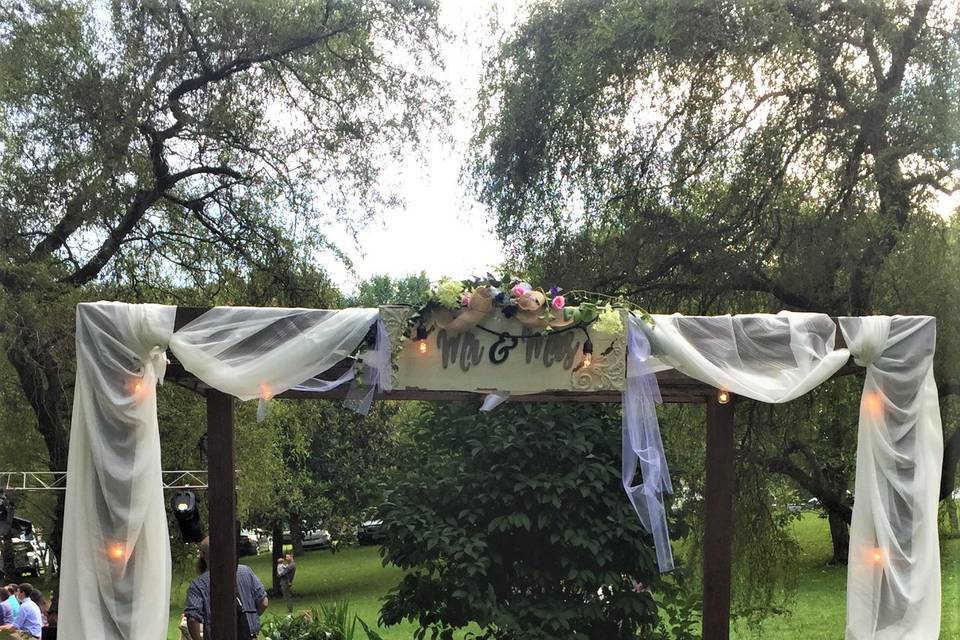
[238,529,260,556]
[301,528,331,550]
[357,520,385,545]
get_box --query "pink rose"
[512,282,532,297]
[551,295,566,310]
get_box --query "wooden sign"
[381,307,626,395]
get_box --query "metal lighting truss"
[1,470,208,491]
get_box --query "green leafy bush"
[379,402,696,639]
[260,601,384,640]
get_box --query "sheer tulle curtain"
[840,316,942,640]
[59,302,177,640]
[643,312,851,401]
[61,303,379,640]
[167,306,379,401]
[643,312,942,639]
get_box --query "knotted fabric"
[61,303,379,640]
[840,317,942,640]
[60,303,177,640]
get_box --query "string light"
[107,542,126,562]
[717,389,731,404]
[872,548,883,564]
[259,383,273,401]
[416,323,429,354]
[863,391,883,419]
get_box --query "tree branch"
[157,25,356,140]
[60,189,160,286]
[880,0,933,95]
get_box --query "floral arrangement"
[409,273,651,338]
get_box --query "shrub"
[379,402,694,640]
[259,601,384,640]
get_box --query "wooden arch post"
[206,389,237,640]
[703,392,736,640]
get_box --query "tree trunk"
[827,510,849,564]
[1,533,15,582]
[290,514,304,556]
[271,521,284,596]
[946,497,959,538]
[6,311,72,601]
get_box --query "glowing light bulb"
[259,383,273,401]
[134,381,142,393]
[176,502,189,512]
[872,548,883,564]
[863,392,883,419]
[418,340,428,354]
[717,389,731,404]
[108,543,126,562]
[581,337,593,367]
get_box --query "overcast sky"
[320,1,516,293]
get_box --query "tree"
[0,0,446,563]
[470,0,959,565]
[379,402,696,640]
[351,272,433,308]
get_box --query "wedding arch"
[59,298,942,640]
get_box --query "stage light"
[171,490,204,543]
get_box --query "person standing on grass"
[3,584,19,619]
[276,554,297,613]
[0,583,43,640]
[184,536,268,640]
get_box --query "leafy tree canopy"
[471,0,959,318]
[469,0,960,621]
[350,272,433,307]
[0,0,447,560]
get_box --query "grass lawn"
[165,545,471,640]
[731,515,959,639]
[160,517,956,639]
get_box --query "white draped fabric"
[640,312,942,639]
[61,303,943,640]
[644,312,851,400]
[167,306,378,401]
[840,317,942,640]
[622,316,673,571]
[60,302,177,640]
[61,303,379,640]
